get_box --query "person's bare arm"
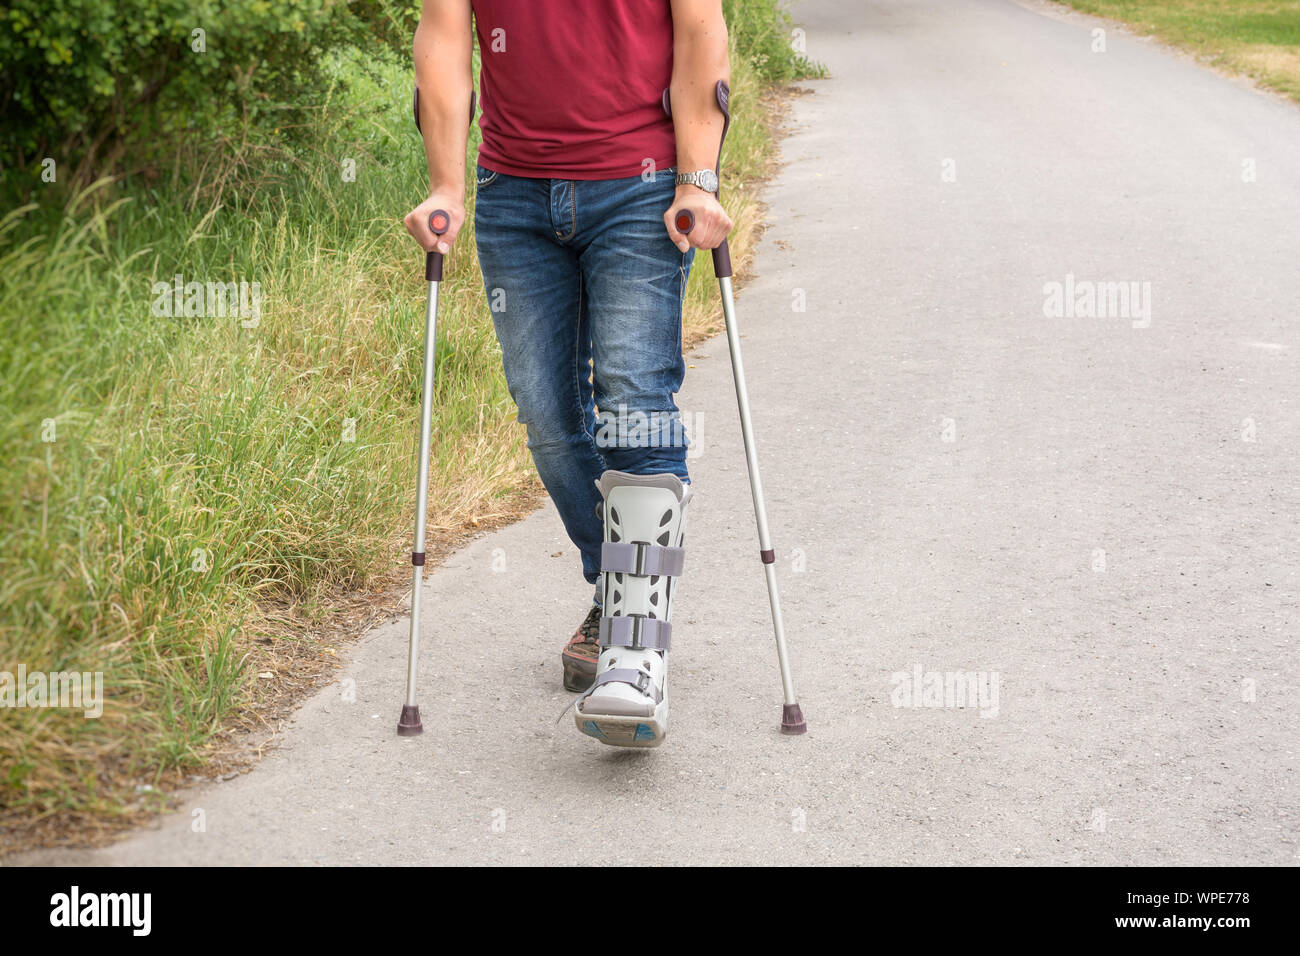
[665,0,733,252]
[403,0,474,254]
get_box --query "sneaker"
[561,604,602,692]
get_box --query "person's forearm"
[413,0,474,194]
[669,3,730,177]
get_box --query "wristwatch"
[675,169,719,193]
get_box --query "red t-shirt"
[471,0,677,180]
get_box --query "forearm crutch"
[396,206,450,737]
[667,81,806,735]
[398,87,474,737]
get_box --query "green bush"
[0,0,414,186]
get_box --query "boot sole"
[575,695,669,748]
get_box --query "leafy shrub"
[0,0,415,185]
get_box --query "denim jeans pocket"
[475,164,501,191]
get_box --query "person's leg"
[473,166,606,589]
[568,169,695,746]
[578,172,695,481]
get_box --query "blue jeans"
[474,165,694,599]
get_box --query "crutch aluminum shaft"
[717,274,798,709]
[676,207,806,735]
[398,208,451,737]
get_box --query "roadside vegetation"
[1060,0,1300,101]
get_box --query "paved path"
[21,0,1298,865]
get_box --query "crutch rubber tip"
[397,704,424,736]
[781,703,807,735]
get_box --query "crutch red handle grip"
[425,209,450,282]
[672,209,734,279]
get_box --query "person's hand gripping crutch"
[665,187,732,253]
[405,195,465,258]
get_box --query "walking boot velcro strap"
[601,541,685,577]
[587,667,663,704]
[599,615,672,652]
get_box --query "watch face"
[700,170,719,192]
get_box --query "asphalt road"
[20,0,1298,865]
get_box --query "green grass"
[1,49,531,824]
[1060,0,1300,100]
[0,4,822,841]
